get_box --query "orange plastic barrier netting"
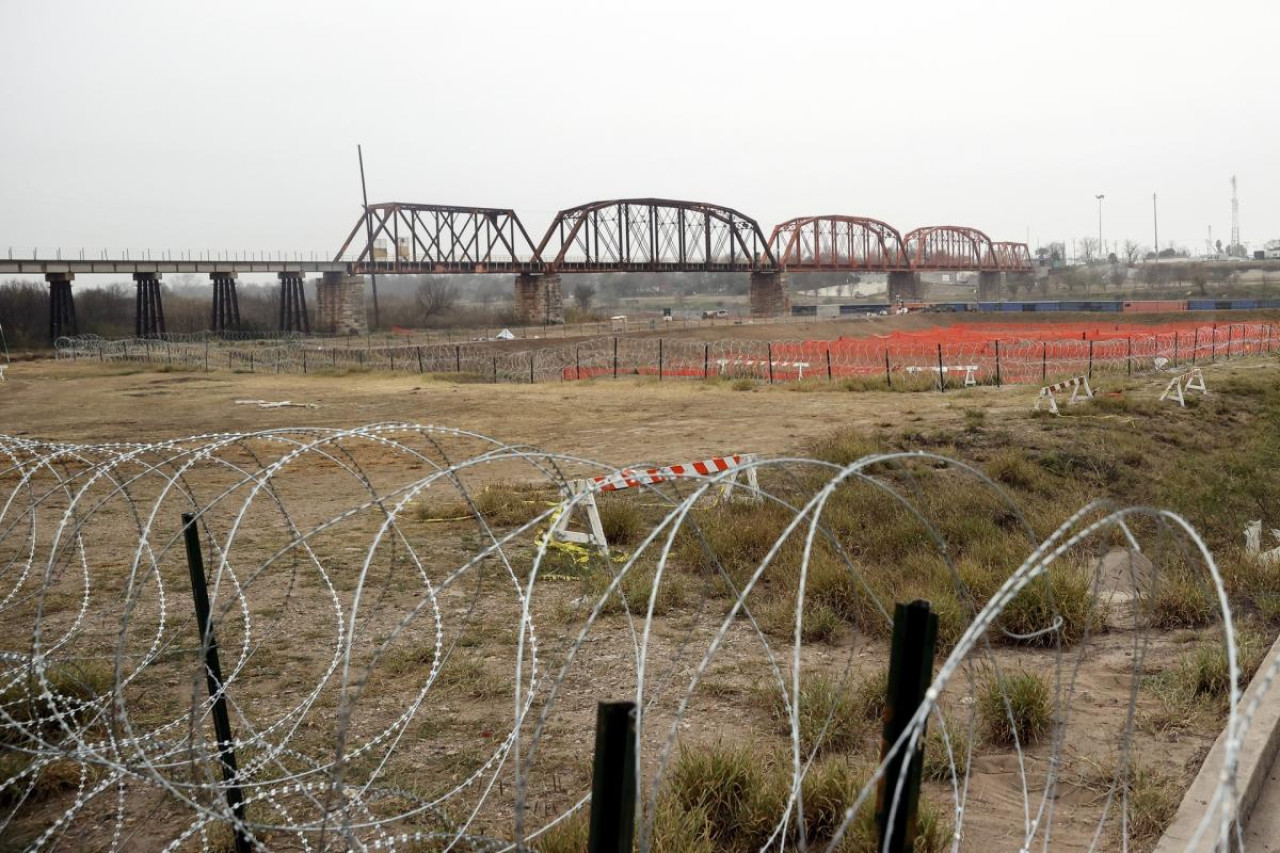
[56,320,1280,387]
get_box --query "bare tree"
[1122,240,1144,265]
[417,278,459,318]
[1078,237,1099,263]
[572,283,595,310]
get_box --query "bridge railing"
[7,248,334,264]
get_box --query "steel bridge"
[4,198,1033,338]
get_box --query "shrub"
[979,671,1053,746]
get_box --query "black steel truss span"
[535,199,775,272]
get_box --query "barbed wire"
[0,425,1263,850]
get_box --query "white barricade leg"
[964,367,976,387]
[551,486,610,555]
[718,455,761,503]
[1186,369,1207,394]
[1082,377,1093,399]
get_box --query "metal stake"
[876,600,938,853]
[587,702,637,853]
[181,513,251,853]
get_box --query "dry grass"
[979,670,1053,746]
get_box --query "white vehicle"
[1265,240,1280,260]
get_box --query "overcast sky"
[2,0,1277,264]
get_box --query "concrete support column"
[749,271,790,317]
[210,272,241,334]
[316,272,367,335]
[278,271,309,333]
[514,273,564,325]
[133,273,166,338]
[977,271,1003,302]
[887,271,922,302]
[46,273,77,341]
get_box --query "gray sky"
[3,0,1277,262]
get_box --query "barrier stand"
[875,600,938,853]
[551,454,760,555]
[181,513,251,853]
[1160,367,1208,407]
[1034,375,1093,415]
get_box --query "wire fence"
[54,320,1280,387]
[0,424,1267,850]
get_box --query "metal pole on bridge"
[357,144,380,329]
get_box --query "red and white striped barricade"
[1160,367,1207,407]
[551,454,760,554]
[1034,375,1093,415]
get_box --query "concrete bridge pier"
[749,272,790,317]
[133,273,165,338]
[887,271,921,302]
[278,271,309,333]
[977,271,1003,302]
[514,273,564,325]
[316,272,367,335]
[210,272,241,333]
[47,272,77,341]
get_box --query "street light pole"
[1095,193,1105,261]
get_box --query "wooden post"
[613,337,618,379]
[658,338,663,380]
[994,340,1001,387]
[936,343,945,392]
[827,346,833,381]
[1088,339,1094,379]
[767,342,774,384]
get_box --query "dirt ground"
[3,352,1274,851]
[0,359,1028,460]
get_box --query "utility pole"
[1095,194,1105,261]
[1152,193,1159,256]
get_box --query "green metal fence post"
[181,513,251,853]
[587,701,637,853]
[875,600,938,853]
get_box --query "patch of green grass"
[730,377,756,391]
[582,565,690,617]
[923,714,972,783]
[979,670,1053,746]
[770,673,865,758]
[996,562,1106,647]
[806,427,886,467]
[666,741,782,848]
[983,447,1048,492]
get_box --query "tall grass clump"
[979,670,1053,746]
